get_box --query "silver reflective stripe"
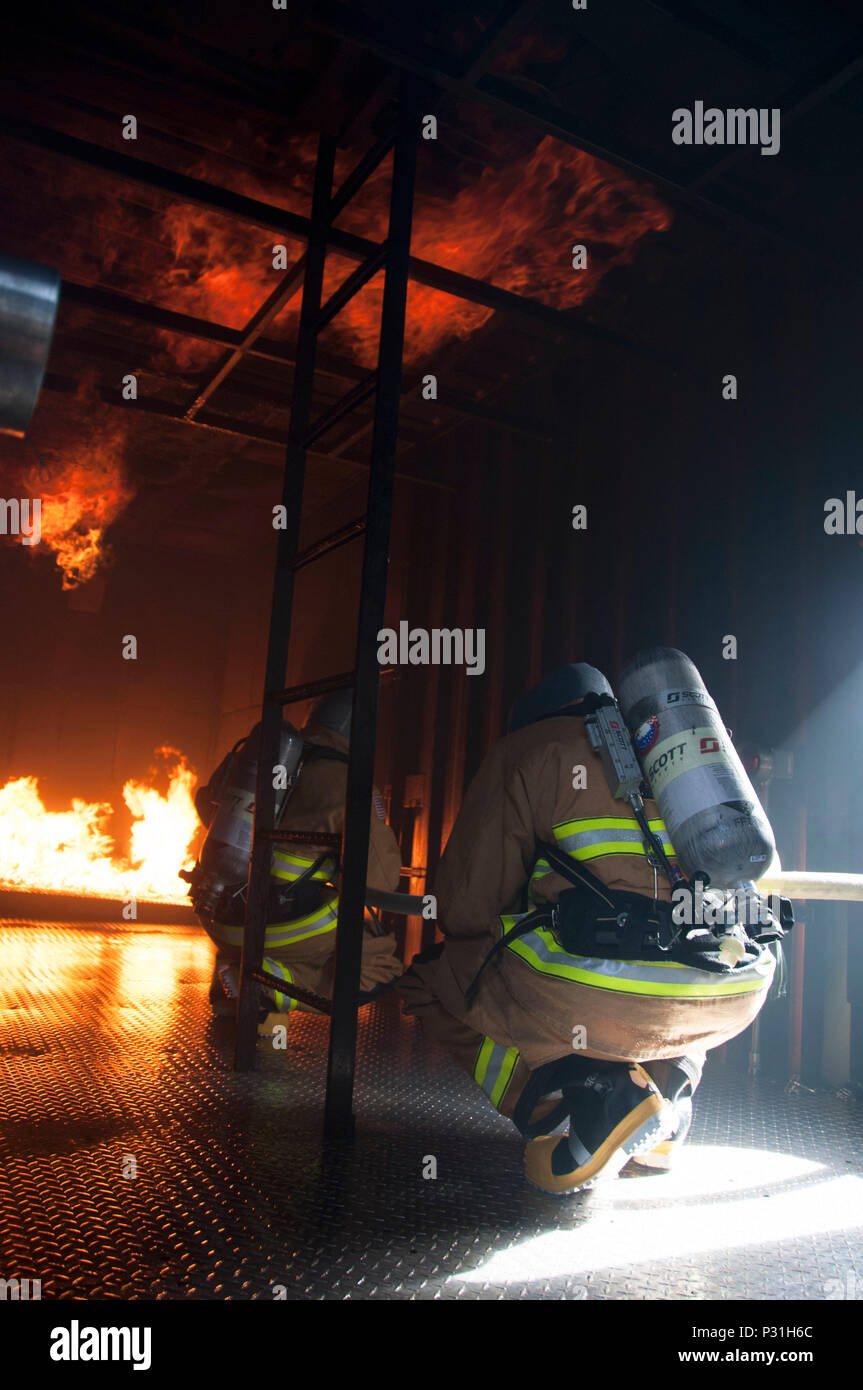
[474,1037,520,1109]
[264,899,339,946]
[270,851,335,883]
[207,904,339,949]
[556,825,673,852]
[264,957,296,1011]
[503,919,775,998]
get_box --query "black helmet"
[305,689,353,741]
[508,663,613,732]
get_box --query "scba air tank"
[616,648,775,890]
[195,720,303,919]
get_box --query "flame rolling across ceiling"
[5,129,670,585]
[153,132,672,371]
[336,135,672,366]
[0,749,200,904]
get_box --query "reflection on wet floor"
[1,918,862,1300]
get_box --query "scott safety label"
[658,688,716,711]
[643,726,727,797]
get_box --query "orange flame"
[8,414,137,589]
[154,133,671,372]
[5,133,670,587]
[329,136,672,366]
[0,749,199,903]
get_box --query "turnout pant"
[396,950,763,1131]
[204,911,402,1013]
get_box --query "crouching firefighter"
[396,650,793,1195]
[186,690,403,1029]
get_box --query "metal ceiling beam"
[182,255,307,421]
[17,9,304,120]
[458,0,547,86]
[7,117,674,366]
[60,279,366,380]
[639,0,773,65]
[186,132,395,420]
[300,1,860,266]
[58,280,556,442]
[38,371,451,493]
[687,44,863,193]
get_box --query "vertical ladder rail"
[324,83,420,1137]
[234,136,337,1070]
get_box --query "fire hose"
[368,868,863,916]
[756,868,863,902]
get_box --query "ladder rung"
[267,671,355,705]
[315,244,388,333]
[302,374,377,449]
[256,829,342,849]
[294,516,367,571]
[251,969,332,1015]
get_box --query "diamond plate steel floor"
[1,917,862,1301]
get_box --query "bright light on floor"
[610,1143,823,1203]
[449,1147,862,1286]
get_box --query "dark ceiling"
[1,0,862,580]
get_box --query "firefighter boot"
[625,1057,698,1174]
[209,958,238,1016]
[524,1061,674,1196]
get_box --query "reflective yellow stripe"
[474,1036,494,1086]
[270,850,334,883]
[552,815,675,863]
[501,916,774,998]
[265,897,339,946]
[474,1036,520,1110]
[564,840,658,861]
[264,957,298,1011]
[490,1048,519,1108]
[555,816,670,835]
[210,896,340,949]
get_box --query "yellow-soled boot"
[524,1062,673,1196]
[625,1058,697,1174]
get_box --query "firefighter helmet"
[305,688,353,741]
[508,663,614,732]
